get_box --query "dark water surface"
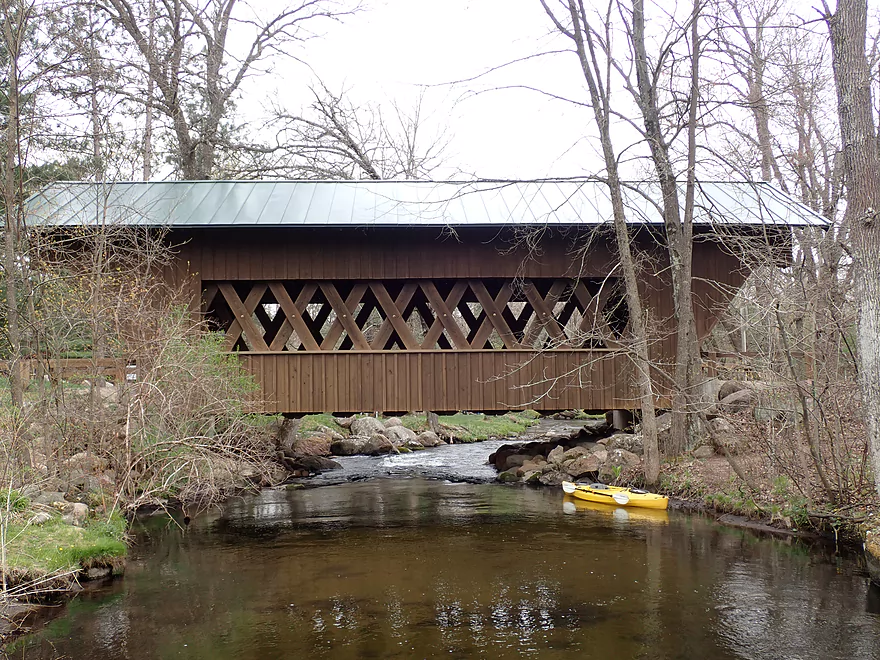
[13,479,880,660]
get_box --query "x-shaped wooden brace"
[319,282,371,350]
[469,280,520,349]
[572,280,622,349]
[370,282,420,350]
[218,282,270,352]
[420,281,470,349]
[267,282,320,351]
[522,279,570,348]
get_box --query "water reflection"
[12,480,880,660]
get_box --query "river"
[10,443,880,659]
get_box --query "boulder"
[384,425,418,445]
[500,454,530,472]
[316,425,345,441]
[403,439,425,450]
[34,491,67,506]
[522,470,541,484]
[350,416,386,436]
[66,451,95,471]
[517,458,547,476]
[598,449,641,482]
[707,417,745,454]
[97,384,119,403]
[291,455,342,473]
[718,380,748,401]
[489,444,523,471]
[541,461,559,474]
[719,388,756,413]
[334,416,355,429]
[361,433,395,456]
[538,470,569,487]
[19,484,41,499]
[293,435,333,457]
[547,445,566,465]
[384,417,404,428]
[692,445,715,459]
[30,512,52,525]
[591,449,608,464]
[497,468,521,483]
[416,431,443,447]
[565,454,601,478]
[562,446,590,461]
[71,502,89,526]
[581,418,612,436]
[606,433,644,455]
[330,437,366,456]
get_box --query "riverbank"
[11,479,880,660]
[482,412,879,578]
[0,491,126,643]
[4,405,878,647]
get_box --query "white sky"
[251,0,599,179]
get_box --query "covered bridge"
[26,180,824,414]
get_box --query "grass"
[2,512,127,578]
[399,410,540,442]
[297,410,540,442]
[298,413,348,436]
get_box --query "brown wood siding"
[160,226,768,413]
[240,350,638,413]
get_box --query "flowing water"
[9,446,880,660]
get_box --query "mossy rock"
[497,469,521,483]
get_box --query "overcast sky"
[250,0,599,179]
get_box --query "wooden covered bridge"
[26,180,824,414]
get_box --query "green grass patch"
[298,413,348,436]
[1,489,30,513]
[397,410,539,441]
[2,513,127,577]
[439,411,539,442]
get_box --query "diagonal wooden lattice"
[203,278,628,352]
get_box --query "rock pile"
[276,416,447,476]
[330,416,445,456]
[489,419,645,486]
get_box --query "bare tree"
[822,0,880,498]
[1,0,37,409]
[98,0,358,179]
[266,83,451,180]
[538,0,661,484]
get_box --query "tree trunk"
[2,10,23,409]
[632,0,701,455]
[542,0,661,483]
[826,0,880,498]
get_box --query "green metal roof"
[24,179,827,228]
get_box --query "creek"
[11,443,880,659]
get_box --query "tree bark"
[2,5,25,409]
[825,0,880,498]
[632,0,701,455]
[540,0,660,483]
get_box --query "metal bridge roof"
[24,179,827,228]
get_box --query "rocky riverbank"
[274,411,540,477]
[0,487,126,643]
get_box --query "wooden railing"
[0,358,134,384]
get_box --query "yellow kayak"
[561,481,669,510]
[563,495,669,523]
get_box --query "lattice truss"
[202,279,629,352]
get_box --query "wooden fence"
[0,358,134,384]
